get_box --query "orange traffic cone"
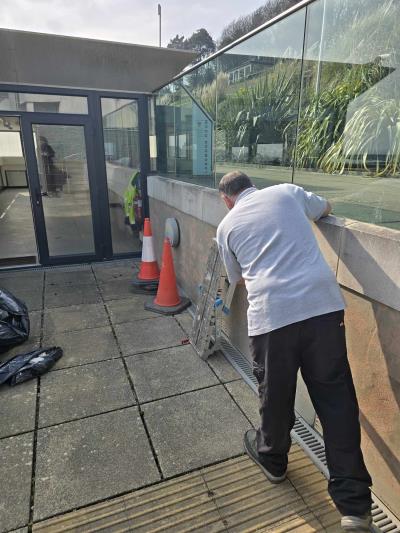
[144,238,190,315]
[132,218,159,294]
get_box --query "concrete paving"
[43,302,109,335]
[29,311,42,338]
[0,380,37,438]
[34,408,160,521]
[226,380,261,427]
[0,260,264,531]
[38,359,135,427]
[0,261,344,533]
[97,278,141,301]
[115,315,184,355]
[106,294,157,324]
[1,337,40,359]
[207,351,242,383]
[126,345,219,402]
[0,433,33,532]
[43,325,120,370]
[142,385,251,477]
[44,284,102,309]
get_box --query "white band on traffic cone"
[141,235,156,262]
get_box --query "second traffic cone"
[132,218,159,294]
[144,238,190,316]
[138,218,159,281]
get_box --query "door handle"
[34,189,41,206]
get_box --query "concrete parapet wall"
[148,175,400,516]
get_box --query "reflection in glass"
[294,0,400,229]
[153,0,400,230]
[101,98,142,254]
[0,92,88,114]
[0,116,38,266]
[148,98,157,172]
[155,61,216,186]
[215,8,306,189]
[33,124,95,256]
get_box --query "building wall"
[0,28,196,93]
[148,175,400,517]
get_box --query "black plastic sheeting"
[0,288,30,349]
[0,347,63,386]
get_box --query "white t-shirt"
[216,184,345,336]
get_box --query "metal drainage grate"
[219,333,400,533]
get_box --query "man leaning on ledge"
[216,171,374,532]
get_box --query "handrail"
[153,0,315,92]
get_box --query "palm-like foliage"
[217,61,300,162]
[295,63,389,169]
[320,93,400,176]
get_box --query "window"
[101,98,142,254]
[0,92,88,114]
[294,0,400,229]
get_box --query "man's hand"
[321,201,332,218]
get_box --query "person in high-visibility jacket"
[123,171,143,231]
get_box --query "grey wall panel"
[0,29,196,93]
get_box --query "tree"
[167,35,186,49]
[186,29,216,60]
[167,28,216,63]
[219,0,300,49]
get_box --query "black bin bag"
[0,347,63,386]
[0,288,30,349]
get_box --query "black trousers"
[250,310,372,516]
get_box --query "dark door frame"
[21,113,103,266]
[0,85,151,268]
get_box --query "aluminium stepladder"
[190,240,236,360]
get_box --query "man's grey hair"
[218,171,253,197]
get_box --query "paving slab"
[9,528,28,533]
[43,303,109,335]
[97,279,138,301]
[45,270,95,287]
[174,311,194,334]
[12,288,43,312]
[34,408,160,521]
[106,295,157,325]
[115,316,184,356]
[225,380,260,427]
[143,385,251,477]
[207,351,242,383]
[93,263,138,284]
[29,310,42,338]
[44,285,101,309]
[39,359,135,427]
[0,432,33,532]
[43,326,119,370]
[0,275,43,295]
[0,337,41,360]
[0,270,44,287]
[126,345,219,403]
[0,379,37,438]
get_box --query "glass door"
[21,115,101,265]
[0,115,38,267]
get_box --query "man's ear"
[222,194,234,210]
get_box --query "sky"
[0,0,266,47]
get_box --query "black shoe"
[243,429,287,484]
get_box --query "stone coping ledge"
[148,175,400,312]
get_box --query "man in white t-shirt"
[216,171,373,532]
